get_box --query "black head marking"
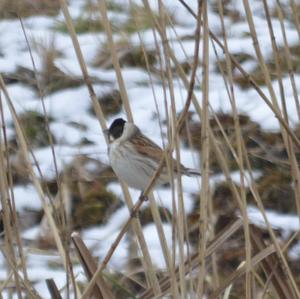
[108,118,126,139]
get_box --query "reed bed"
[0,0,300,298]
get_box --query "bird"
[106,118,200,193]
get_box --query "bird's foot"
[130,208,139,218]
[139,191,148,201]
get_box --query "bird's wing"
[130,132,188,173]
[130,131,164,162]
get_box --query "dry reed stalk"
[208,244,276,299]
[97,0,164,293]
[139,218,243,299]
[81,196,161,298]
[275,1,300,121]
[19,17,79,298]
[141,1,203,296]
[217,1,253,297]
[197,1,210,297]
[212,39,300,299]
[289,0,300,41]
[81,15,205,299]
[149,7,259,264]
[0,75,68,274]
[96,0,133,122]
[263,0,300,226]
[168,35,256,298]
[236,0,300,232]
[71,232,115,299]
[0,251,41,298]
[146,6,179,289]
[242,0,281,110]
[119,183,161,295]
[59,0,161,296]
[131,6,182,296]
[211,57,298,298]
[0,269,13,295]
[167,28,295,298]
[129,12,179,284]
[242,145,300,298]
[179,0,300,150]
[178,2,300,297]
[140,0,200,131]
[0,248,22,298]
[19,18,61,204]
[242,1,300,296]
[145,12,255,295]
[58,0,107,134]
[147,192,178,294]
[46,279,63,299]
[0,99,26,298]
[81,0,204,295]
[11,0,298,297]
[250,226,297,299]
[0,91,29,288]
[156,1,187,296]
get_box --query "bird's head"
[105,118,126,142]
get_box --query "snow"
[13,185,42,211]
[31,143,103,179]
[22,225,40,240]
[49,122,85,145]
[247,205,300,238]
[82,222,129,268]
[211,170,262,188]
[289,242,300,261]
[142,223,181,268]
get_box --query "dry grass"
[1,0,300,298]
[0,0,60,18]
[34,40,83,94]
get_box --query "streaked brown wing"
[130,131,187,173]
[130,131,164,162]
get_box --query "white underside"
[109,141,168,191]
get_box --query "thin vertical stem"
[197,1,209,297]
[96,0,133,122]
[217,1,252,297]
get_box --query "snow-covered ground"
[0,0,300,297]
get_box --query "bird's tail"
[185,168,201,176]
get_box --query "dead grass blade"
[197,0,210,297]
[96,0,133,122]
[0,95,23,298]
[0,73,67,266]
[289,0,300,41]
[275,0,300,121]
[0,110,29,288]
[210,224,298,299]
[71,232,116,299]
[46,279,63,299]
[138,218,243,299]
[250,226,298,299]
[209,243,276,299]
[57,0,107,135]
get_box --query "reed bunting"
[106,118,200,192]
